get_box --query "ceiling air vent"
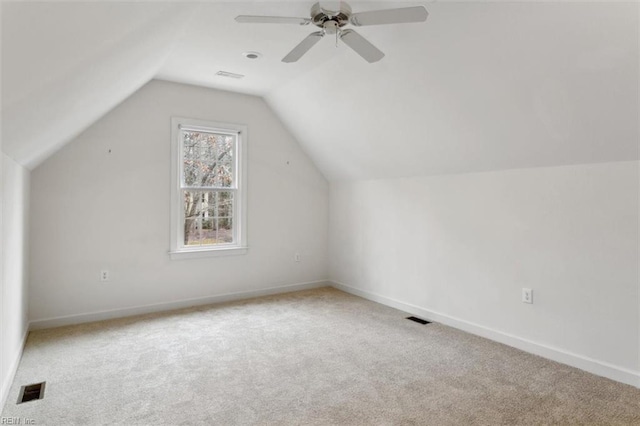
[215,71,245,79]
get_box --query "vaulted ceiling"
[2,1,638,180]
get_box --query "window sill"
[169,246,248,260]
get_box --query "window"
[170,117,247,259]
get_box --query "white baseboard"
[29,280,329,330]
[1,327,29,411]
[330,281,640,389]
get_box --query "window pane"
[184,218,200,246]
[212,191,233,218]
[183,131,234,188]
[183,190,234,246]
[184,191,202,245]
[219,218,233,243]
[214,136,234,187]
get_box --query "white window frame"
[169,117,248,260]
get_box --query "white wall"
[0,154,30,408]
[330,161,639,382]
[29,80,328,322]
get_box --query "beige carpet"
[2,287,640,425]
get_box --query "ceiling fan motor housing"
[311,2,351,32]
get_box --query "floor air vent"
[17,382,45,404]
[406,316,431,325]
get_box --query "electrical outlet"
[522,288,533,304]
[100,270,110,282]
[294,253,301,262]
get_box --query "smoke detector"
[243,51,262,60]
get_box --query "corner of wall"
[0,153,31,411]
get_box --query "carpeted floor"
[2,287,640,425]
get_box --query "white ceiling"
[267,1,640,179]
[2,1,638,179]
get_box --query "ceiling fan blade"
[350,6,428,26]
[340,29,384,63]
[282,31,324,63]
[235,15,311,25]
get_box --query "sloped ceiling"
[266,2,639,180]
[2,1,638,179]
[1,2,196,168]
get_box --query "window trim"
[169,117,248,260]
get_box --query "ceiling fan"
[235,2,428,63]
